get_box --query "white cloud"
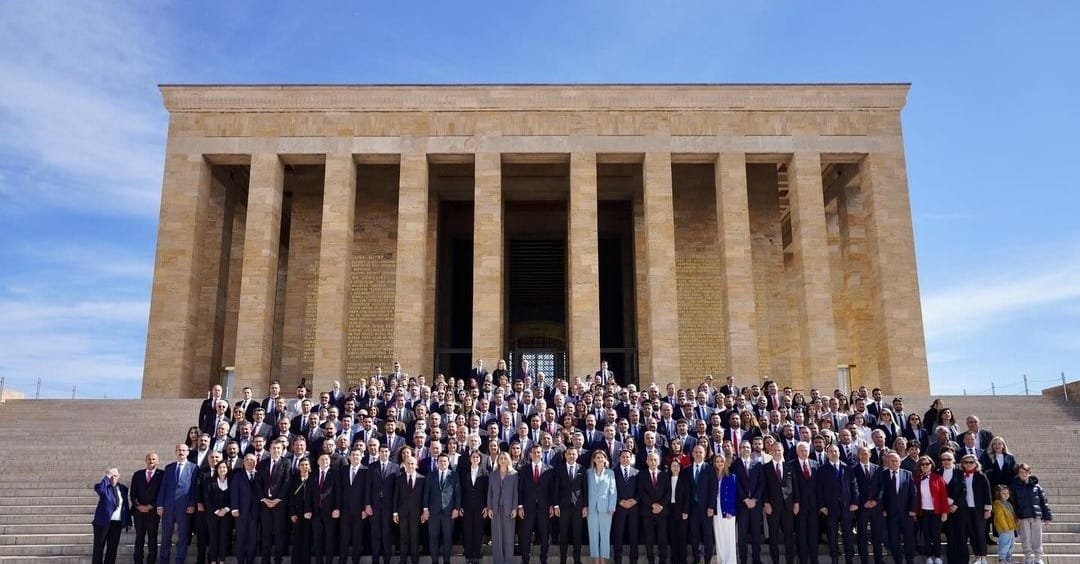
[921,254,1080,341]
[0,1,168,217]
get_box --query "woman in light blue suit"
[486,451,519,564]
[586,449,617,564]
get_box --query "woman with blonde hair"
[486,451,518,564]
[958,454,993,564]
[712,453,738,564]
[586,449,617,564]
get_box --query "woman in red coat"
[915,455,950,564]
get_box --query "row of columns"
[145,150,925,397]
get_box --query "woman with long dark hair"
[202,461,233,564]
[289,458,314,564]
[459,449,489,564]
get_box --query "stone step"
[0,514,90,526]
[0,497,93,507]
[0,505,90,516]
[0,524,92,535]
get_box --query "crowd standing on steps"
[94,362,1054,564]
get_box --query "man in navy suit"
[229,454,260,564]
[517,444,555,564]
[732,441,765,564]
[612,449,640,564]
[790,442,820,564]
[424,453,460,564]
[852,447,885,564]
[687,445,718,564]
[764,442,796,564]
[393,455,426,564]
[817,445,860,564]
[339,448,369,564]
[366,445,399,564]
[92,467,131,564]
[129,453,163,564]
[637,451,671,564]
[880,452,917,564]
[555,446,588,564]
[255,441,291,564]
[156,444,198,564]
[310,453,341,564]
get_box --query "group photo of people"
[93,361,1053,564]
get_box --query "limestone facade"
[143,84,929,397]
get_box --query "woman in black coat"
[458,450,490,564]
[202,461,233,564]
[289,459,314,564]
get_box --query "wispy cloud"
[0,1,167,217]
[922,256,1080,341]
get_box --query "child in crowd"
[993,485,1018,563]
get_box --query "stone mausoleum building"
[142,84,929,398]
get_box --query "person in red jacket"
[914,455,950,564]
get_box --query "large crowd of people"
[92,359,1054,564]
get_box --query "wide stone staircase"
[0,395,1075,563]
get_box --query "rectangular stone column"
[715,153,760,379]
[142,152,212,398]
[392,153,429,378]
[642,153,681,384]
[234,153,285,394]
[472,153,504,368]
[312,154,356,393]
[568,153,601,380]
[861,152,930,394]
[787,152,839,389]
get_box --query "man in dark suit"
[129,452,162,564]
[367,445,399,564]
[612,449,640,564]
[92,467,131,564]
[880,452,917,564]
[424,453,460,564]
[338,448,368,564]
[963,415,994,450]
[518,444,555,564]
[688,445,718,564]
[852,446,885,564]
[229,454,260,564]
[732,441,765,564]
[156,444,198,564]
[310,453,340,564]
[198,385,225,435]
[513,357,534,383]
[638,450,671,564]
[817,445,860,564]
[719,375,740,398]
[469,359,489,384]
[790,442,820,564]
[235,386,259,422]
[764,442,796,564]
[393,455,425,564]
[255,441,291,564]
[555,447,587,564]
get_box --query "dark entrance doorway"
[505,201,568,386]
[597,199,637,386]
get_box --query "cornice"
[159,84,909,113]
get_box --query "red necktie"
[802,462,810,480]
[534,465,540,483]
[776,465,782,482]
[652,471,657,487]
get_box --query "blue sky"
[1,2,1077,398]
